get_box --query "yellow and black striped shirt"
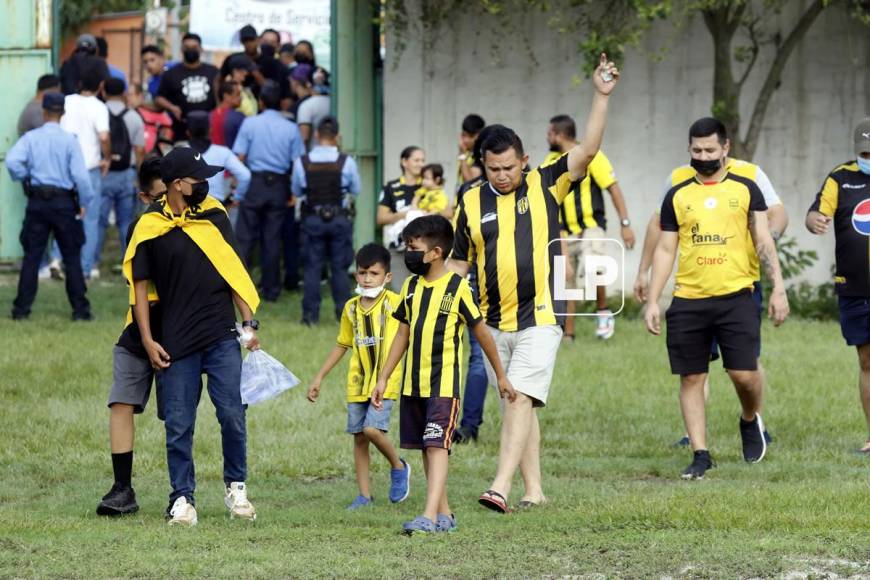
[808,160,870,296]
[452,155,575,331]
[337,291,403,402]
[544,150,617,234]
[393,272,482,398]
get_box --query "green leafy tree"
[381,0,870,160]
[61,0,147,37]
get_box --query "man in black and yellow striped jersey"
[806,117,870,453]
[373,216,515,534]
[545,113,635,341]
[644,121,789,481]
[450,54,620,512]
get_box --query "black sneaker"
[740,414,767,463]
[96,483,139,516]
[453,426,478,445]
[681,450,714,480]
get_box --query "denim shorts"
[347,399,394,434]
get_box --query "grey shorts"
[483,325,563,407]
[347,399,394,434]
[107,345,155,414]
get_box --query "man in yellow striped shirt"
[451,55,620,512]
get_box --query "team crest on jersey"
[704,197,718,210]
[851,199,870,236]
[439,293,455,315]
[729,198,739,210]
[517,197,530,214]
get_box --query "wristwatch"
[242,319,260,330]
[620,218,631,227]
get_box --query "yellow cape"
[121,195,259,325]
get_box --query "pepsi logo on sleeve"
[851,199,870,236]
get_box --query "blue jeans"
[81,168,102,274]
[301,214,353,323]
[460,330,489,433]
[282,209,300,289]
[97,168,136,264]
[159,338,246,504]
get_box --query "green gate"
[0,0,55,261]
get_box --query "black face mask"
[404,250,431,276]
[182,49,200,64]
[186,181,209,206]
[690,157,723,177]
[294,53,313,66]
[260,44,275,59]
[548,142,561,153]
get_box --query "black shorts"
[710,281,763,361]
[666,289,759,375]
[399,395,460,451]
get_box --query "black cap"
[42,92,65,112]
[239,24,257,41]
[160,147,223,182]
[227,54,255,72]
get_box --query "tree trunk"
[702,6,746,158]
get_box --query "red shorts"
[399,395,460,450]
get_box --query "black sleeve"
[378,184,395,211]
[747,180,768,212]
[132,240,152,280]
[125,216,141,247]
[659,189,679,232]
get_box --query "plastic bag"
[240,349,300,405]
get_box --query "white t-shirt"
[296,95,331,148]
[61,94,109,170]
[657,163,781,212]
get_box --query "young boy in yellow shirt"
[308,243,411,509]
[373,216,515,534]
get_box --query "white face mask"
[355,284,385,298]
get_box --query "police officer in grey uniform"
[5,92,95,320]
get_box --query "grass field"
[2,275,870,578]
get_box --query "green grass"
[1,275,870,578]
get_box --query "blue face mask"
[858,157,870,175]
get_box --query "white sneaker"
[38,266,51,280]
[168,497,197,527]
[49,259,64,280]
[89,268,100,280]
[225,482,256,520]
[595,309,615,340]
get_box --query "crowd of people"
[7,26,870,535]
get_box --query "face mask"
[294,53,313,66]
[182,49,200,64]
[858,157,870,175]
[404,250,431,276]
[355,284,385,298]
[548,142,561,153]
[186,181,209,205]
[690,157,722,177]
[260,44,275,59]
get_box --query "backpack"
[108,108,132,171]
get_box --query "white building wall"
[382,3,870,285]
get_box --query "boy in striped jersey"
[307,243,411,510]
[373,216,516,534]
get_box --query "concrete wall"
[382,3,870,285]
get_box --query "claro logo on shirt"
[690,224,732,246]
[181,76,211,104]
[697,252,729,266]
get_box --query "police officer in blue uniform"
[291,116,360,324]
[232,80,305,301]
[6,92,95,320]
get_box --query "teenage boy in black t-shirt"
[126,147,261,527]
[97,158,165,516]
